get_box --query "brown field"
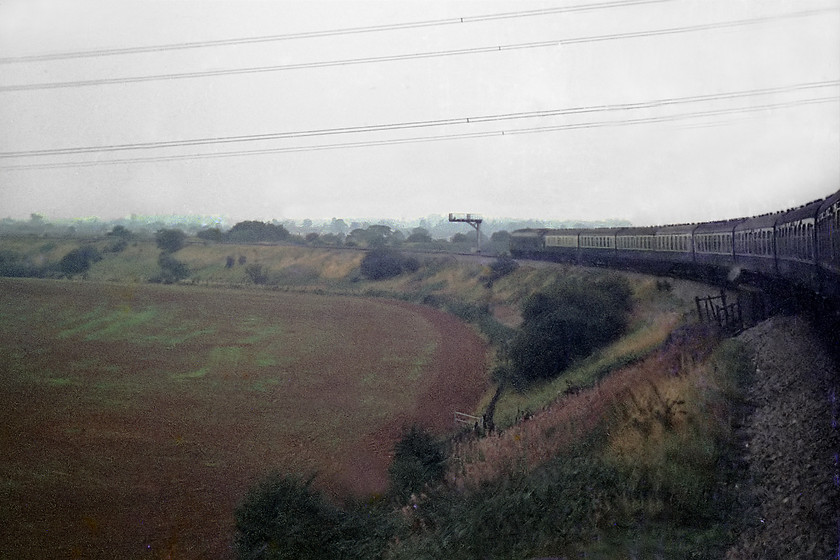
[0,278,488,559]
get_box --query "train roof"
[615,226,658,235]
[778,198,824,224]
[693,217,747,234]
[818,189,840,217]
[735,211,782,231]
[651,223,697,235]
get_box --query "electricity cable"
[0,0,675,63]
[0,7,834,93]
[1,80,836,159]
[2,94,835,171]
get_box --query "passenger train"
[509,190,840,299]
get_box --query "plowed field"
[0,278,488,559]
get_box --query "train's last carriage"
[816,190,840,297]
[509,229,547,259]
[734,212,780,280]
[776,199,823,292]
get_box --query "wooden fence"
[454,411,484,430]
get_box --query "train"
[509,189,840,300]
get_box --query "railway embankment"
[726,315,839,559]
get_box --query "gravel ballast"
[726,315,839,559]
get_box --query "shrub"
[59,246,102,277]
[360,248,415,280]
[0,250,45,278]
[507,274,632,386]
[234,473,396,560]
[234,473,343,560]
[245,263,269,284]
[482,254,519,286]
[152,253,190,284]
[389,425,446,502]
[155,228,186,253]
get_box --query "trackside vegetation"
[234,337,753,559]
[1,230,748,557]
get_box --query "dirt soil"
[0,279,488,560]
[726,315,839,559]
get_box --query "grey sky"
[1,0,838,226]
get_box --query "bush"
[234,473,396,560]
[389,425,446,502]
[245,263,269,284]
[360,248,416,280]
[234,473,343,560]
[507,274,632,386]
[155,228,186,253]
[482,254,519,286]
[0,250,45,278]
[59,246,102,277]
[152,253,190,284]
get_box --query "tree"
[490,230,511,244]
[406,228,432,243]
[155,228,186,253]
[329,218,348,235]
[197,227,223,242]
[107,225,133,240]
[227,221,290,243]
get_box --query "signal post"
[448,213,483,253]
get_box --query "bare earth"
[0,279,488,560]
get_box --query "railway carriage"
[775,199,823,292]
[692,218,743,274]
[578,228,622,266]
[734,212,779,279]
[543,229,584,262]
[817,191,840,298]
[508,189,840,300]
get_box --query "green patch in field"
[380,341,436,382]
[57,304,217,347]
[172,346,246,381]
[44,377,74,387]
[171,366,210,381]
[255,353,278,367]
[238,315,283,345]
[58,306,159,340]
[250,378,282,392]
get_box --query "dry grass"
[448,324,721,490]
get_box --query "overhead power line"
[1,80,836,159]
[0,0,674,64]
[2,88,836,171]
[0,7,834,93]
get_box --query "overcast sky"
[1,0,838,226]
